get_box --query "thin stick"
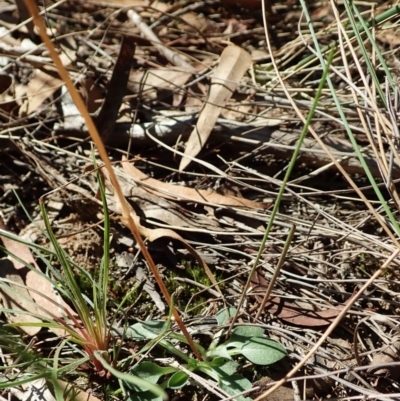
[127,9,196,72]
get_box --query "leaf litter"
[1,1,400,400]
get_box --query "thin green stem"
[227,48,335,336]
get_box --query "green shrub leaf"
[215,307,237,326]
[126,321,168,340]
[127,362,174,391]
[240,337,287,365]
[167,372,189,389]
[126,391,163,401]
[225,326,264,348]
[211,358,238,376]
[218,374,252,401]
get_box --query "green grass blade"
[298,0,400,236]
[350,1,396,90]
[296,5,400,70]
[39,200,94,336]
[230,47,335,330]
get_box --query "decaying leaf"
[9,378,56,401]
[78,77,103,114]
[86,0,146,7]
[0,73,18,113]
[102,166,222,296]
[251,269,353,327]
[0,220,76,336]
[179,44,252,171]
[14,0,35,38]
[179,12,209,32]
[95,36,135,142]
[367,337,400,380]
[0,258,41,336]
[128,68,192,101]
[16,50,75,115]
[126,186,224,233]
[122,157,265,209]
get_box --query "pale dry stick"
[296,9,395,148]
[265,5,362,91]
[232,161,397,251]
[149,0,210,30]
[332,4,389,181]
[127,9,196,72]
[254,248,400,401]
[329,3,400,213]
[147,121,397,256]
[369,4,388,180]
[289,153,357,184]
[291,354,395,401]
[23,0,202,361]
[385,82,400,198]
[145,129,235,178]
[325,66,400,177]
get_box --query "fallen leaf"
[179,44,252,171]
[78,77,103,114]
[14,0,35,38]
[126,186,223,232]
[0,73,18,114]
[55,380,103,401]
[179,12,209,33]
[376,30,400,45]
[367,337,400,379]
[185,84,205,114]
[251,269,353,327]
[0,258,41,336]
[122,157,265,209]
[0,219,77,336]
[102,167,222,296]
[9,378,56,401]
[95,36,135,142]
[86,0,146,7]
[128,68,192,100]
[17,50,76,116]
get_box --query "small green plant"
[123,307,287,401]
[0,169,166,400]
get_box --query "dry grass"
[1,0,400,400]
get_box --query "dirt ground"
[1,0,400,400]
